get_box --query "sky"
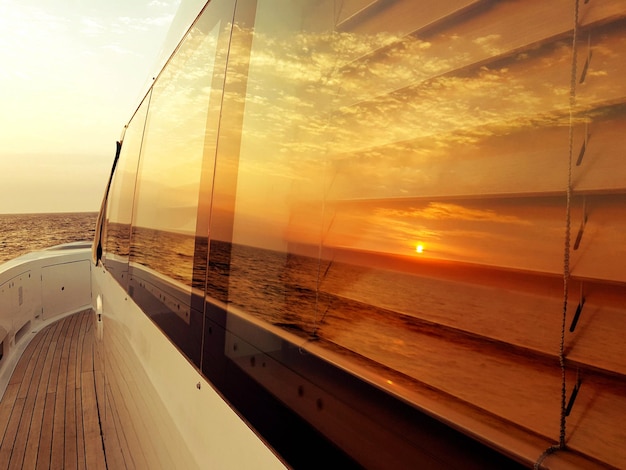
[0,0,202,214]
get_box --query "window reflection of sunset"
[224,1,624,279]
[95,4,626,464]
[229,24,623,206]
[133,22,220,234]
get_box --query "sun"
[416,244,424,254]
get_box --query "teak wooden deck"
[0,310,106,469]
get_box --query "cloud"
[376,203,531,225]
[80,17,106,37]
[149,0,171,7]
[149,0,181,9]
[114,14,175,33]
[101,43,135,56]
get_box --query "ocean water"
[0,212,97,265]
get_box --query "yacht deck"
[0,310,107,469]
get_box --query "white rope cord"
[534,0,579,468]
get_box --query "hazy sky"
[0,0,200,214]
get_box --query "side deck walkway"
[0,310,106,469]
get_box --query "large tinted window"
[204,0,626,467]
[127,0,234,367]
[102,0,626,466]
[205,2,334,330]
[103,95,149,288]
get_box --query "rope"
[535,0,579,467]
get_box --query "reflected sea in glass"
[109,225,626,443]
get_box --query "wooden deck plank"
[0,383,20,447]
[16,325,54,400]
[50,314,72,469]
[38,318,71,470]
[76,389,86,470]
[105,349,144,469]
[46,316,71,394]
[0,398,26,468]
[102,387,131,470]
[21,322,63,470]
[76,313,88,470]
[65,314,80,470]
[6,324,58,469]
[82,370,105,470]
[80,311,106,470]
[64,387,78,470]
[0,311,107,470]
[37,392,57,470]
[106,319,182,469]
[80,311,91,371]
[7,327,47,387]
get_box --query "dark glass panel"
[128,0,235,368]
[206,0,336,332]
[103,95,149,289]
[200,0,626,467]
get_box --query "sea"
[0,212,97,265]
